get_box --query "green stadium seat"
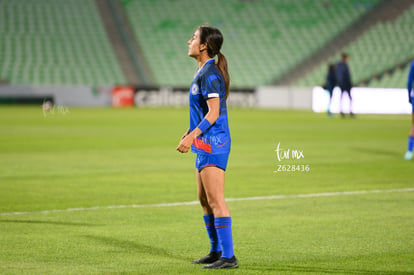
[0,0,391,88]
[0,0,126,85]
[123,0,379,88]
[295,5,414,88]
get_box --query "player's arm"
[180,128,190,140]
[203,97,220,125]
[176,97,220,153]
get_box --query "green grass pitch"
[0,106,413,274]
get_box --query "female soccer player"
[176,26,238,269]
[404,59,414,160]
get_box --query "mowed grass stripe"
[1,187,413,216]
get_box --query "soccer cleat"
[404,151,413,160]
[202,256,239,269]
[191,251,222,264]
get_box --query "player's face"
[188,29,204,58]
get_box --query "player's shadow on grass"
[245,265,412,274]
[83,235,191,262]
[0,219,99,227]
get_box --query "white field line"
[1,188,414,217]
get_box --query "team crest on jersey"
[191,83,199,95]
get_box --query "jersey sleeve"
[201,74,221,99]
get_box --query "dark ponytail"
[198,26,230,99]
[217,52,230,99]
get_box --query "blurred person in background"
[323,63,336,117]
[404,59,414,160]
[336,53,354,118]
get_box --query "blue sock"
[408,136,414,152]
[215,217,234,259]
[203,214,220,253]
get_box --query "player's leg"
[339,88,345,117]
[192,167,221,264]
[200,166,238,269]
[199,166,229,217]
[196,169,213,215]
[348,89,354,117]
[404,112,414,160]
[327,90,333,117]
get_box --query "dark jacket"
[324,66,336,93]
[336,61,352,91]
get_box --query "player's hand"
[176,134,194,153]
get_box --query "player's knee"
[206,197,225,212]
[199,197,209,208]
[198,193,209,207]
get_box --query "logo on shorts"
[191,83,199,95]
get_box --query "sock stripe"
[215,225,229,229]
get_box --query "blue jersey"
[407,60,414,103]
[189,59,231,155]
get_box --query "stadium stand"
[367,62,413,89]
[2,0,412,89]
[0,0,125,85]
[123,0,380,88]
[294,3,414,88]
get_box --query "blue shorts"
[196,153,229,172]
